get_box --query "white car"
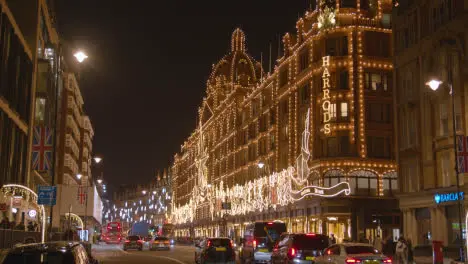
[315,243,392,264]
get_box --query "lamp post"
[426,79,465,261]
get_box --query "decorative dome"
[208,28,263,87]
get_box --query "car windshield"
[254,223,286,242]
[154,237,168,241]
[345,246,379,255]
[293,235,329,250]
[128,236,140,241]
[209,239,231,247]
[3,251,74,264]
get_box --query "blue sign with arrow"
[37,186,57,206]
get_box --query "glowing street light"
[257,162,265,169]
[94,157,102,164]
[426,79,443,91]
[153,191,157,195]
[74,51,88,63]
[142,190,147,195]
[76,174,82,180]
[97,179,103,184]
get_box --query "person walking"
[395,237,408,264]
[330,234,337,244]
[373,235,383,252]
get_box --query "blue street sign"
[37,186,57,206]
[434,192,464,204]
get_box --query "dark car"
[271,233,329,264]
[123,235,143,251]
[240,221,287,264]
[195,238,235,264]
[0,241,98,264]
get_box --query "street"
[92,243,195,264]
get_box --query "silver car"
[315,243,391,264]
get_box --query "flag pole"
[49,43,62,241]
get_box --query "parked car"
[315,243,391,264]
[195,237,235,264]
[0,241,98,264]
[123,235,144,251]
[271,233,329,264]
[240,221,287,264]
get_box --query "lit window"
[330,103,337,119]
[35,98,46,122]
[340,102,348,117]
[371,74,381,90]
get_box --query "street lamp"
[74,51,88,63]
[257,162,265,169]
[76,174,82,180]
[97,179,103,184]
[93,157,102,164]
[142,190,147,195]
[207,184,212,188]
[426,78,465,261]
[153,191,157,195]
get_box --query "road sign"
[37,186,57,205]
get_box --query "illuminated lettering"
[314,188,324,195]
[322,56,332,134]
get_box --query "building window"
[440,103,449,136]
[364,31,390,57]
[35,98,46,122]
[330,103,337,120]
[367,136,391,158]
[279,68,288,87]
[325,36,348,56]
[364,72,390,91]
[299,84,310,105]
[340,102,348,119]
[339,70,349,89]
[327,137,338,157]
[299,49,309,72]
[340,136,350,155]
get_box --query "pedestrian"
[330,234,337,244]
[395,237,407,264]
[373,235,383,252]
[406,239,413,264]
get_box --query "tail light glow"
[207,240,212,247]
[230,240,233,248]
[346,258,362,264]
[383,258,392,263]
[267,222,273,225]
[253,240,257,248]
[125,240,130,243]
[288,248,296,258]
[306,233,316,236]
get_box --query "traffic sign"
[37,186,57,205]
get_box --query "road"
[92,243,195,264]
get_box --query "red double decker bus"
[102,222,123,244]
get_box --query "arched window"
[310,171,321,186]
[348,170,379,196]
[323,169,346,187]
[382,171,398,196]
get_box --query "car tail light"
[253,240,257,248]
[125,240,130,243]
[137,240,143,243]
[306,233,316,236]
[346,257,362,264]
[287,248,296,259]
[383,258,392,263]
[230,240,233,248]
[267,222,273,225]
[207,240,212,247]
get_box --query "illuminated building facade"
[394,0,468,246]
[172,1,399,242]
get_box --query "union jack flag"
[32,126,53,171]
[77,186,87,205]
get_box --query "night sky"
[55,0,313,187]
